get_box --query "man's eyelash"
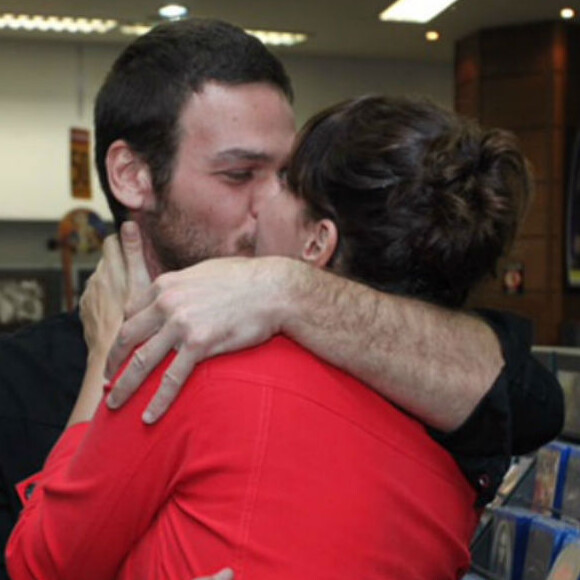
[222,170,253,181]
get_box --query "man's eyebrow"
[211,148,273,164]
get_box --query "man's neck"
[131,214,165,281]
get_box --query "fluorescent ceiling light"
[246,29,307,46]
[120,23,307,46]
[0,13,117,34]
[120,23,154,36]
[0,12,308,47]
[379,0,459,23]
[158,4,188,20]
[561,7,575,19]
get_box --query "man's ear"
[301,218,338,268]
[106,140,155,211]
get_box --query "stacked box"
[562,445,580,521]
[533,443,572,517]
[522,517,580,580]
[489,507,536,580]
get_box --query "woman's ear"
[106,140,155,211]
[301,218,338,268]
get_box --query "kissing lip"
[235,233,257,257]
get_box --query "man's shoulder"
[0,310,84,351]
[0,311,87,420]
[0,311,86,367]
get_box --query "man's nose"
[251,177,279,218]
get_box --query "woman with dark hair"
[256,94,530,309]
[7,96,531,580]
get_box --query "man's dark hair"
[287,95,532,307]
[95,18,294,228]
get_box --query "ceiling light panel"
[0,12,308,48]
[120,23,154,36]
[158,4,189,20]
[0,13,117,34]
[119,23,307,46]
[379,0,459,23]
[245,29,307,46]
[561,7,576,19]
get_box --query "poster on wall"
[70,127,92,199]
[503,262,524,295]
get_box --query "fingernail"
[107,394,119,409]
[142,410,156,424]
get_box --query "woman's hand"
[67,233,129,426]
[80,234,128,361]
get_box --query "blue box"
[490,507,536,580]
[533,442,572,517]
[522,517,580,580]
[562,445,580,521]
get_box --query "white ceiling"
[0,0,579,62]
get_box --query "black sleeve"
[478,309,564,454]
[0,312,87,580]
[429,309,564,507]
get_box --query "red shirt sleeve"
[6,352,193,580]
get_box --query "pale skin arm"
[272,259,502,431]
[67,223,150,426]
[66,234,128,427]
[106,223,502,430]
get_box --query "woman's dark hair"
[287,95,532,308]
[95,18,293,229]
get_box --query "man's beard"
[143,195,256,273]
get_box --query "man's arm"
[105,224,502,430]
[103,224,563,504]
[268,259,503,432]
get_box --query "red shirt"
[7,336,478,580]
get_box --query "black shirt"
[0,312,87,580]
[430,309,564,506]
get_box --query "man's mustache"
[236,232,257,256]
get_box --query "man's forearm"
[272,258,503,432]
[106,251,504,429]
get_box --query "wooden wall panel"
[552,130,566,185]
[520,181,549,237]
[455,81,479,120]
[455,21,580,345]
[481,75,551,129]
[553,72,566,126]
[549,235,565,293]
[480,23,558,76]
[517,129,551,181]
[455,34,481,85]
